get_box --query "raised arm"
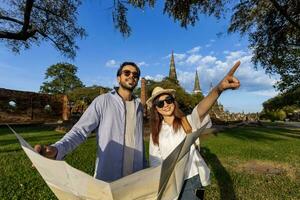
[196,61,241,120]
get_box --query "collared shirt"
[52,89,147,182]
[149,107,212,186]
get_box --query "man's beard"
[119,80,136,91]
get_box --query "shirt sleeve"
[149,135,163,167]
[52,96,102,160]
[188,106,212,130]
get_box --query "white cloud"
[187,46,201,54]
[105,59,118,68]
[174,53,186,61]
[137,61,148,67]
[205,44,211,48]
[164,52,186,61]
[177,70,195,92]
[186,54,202,65]
[145,74,164,82]
[210,39,216,43]
[170,49,278,95]
[201,55,217,64]
[250,89,278,97]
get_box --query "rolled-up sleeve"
[149,135,163,167]
[52,97,102,160]
[189,107,212,130]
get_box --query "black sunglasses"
[121,70,139,79]
[154,96,175,108]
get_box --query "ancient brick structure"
[0,88,68,124]
[193,70,201,94]
[169,51,178,80]
[140,78,148,117]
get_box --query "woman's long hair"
[150,98,185,146]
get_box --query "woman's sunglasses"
[154,95,175,108]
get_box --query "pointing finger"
[227,61,241,76]
[232,76,240,83]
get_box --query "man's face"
[117,65,139,91]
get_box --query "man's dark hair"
[117,62,140,78]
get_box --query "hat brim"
[146,89,176,108]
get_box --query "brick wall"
[0,88,68,124]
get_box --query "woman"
[147,61,241,200]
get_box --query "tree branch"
[0,15,24,25]
[0,30,36,40]
[269,0,300,30]
[0,0,37,40]
[32,4,70,22]
[22,0,34,32]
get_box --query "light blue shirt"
[52,89,147,182]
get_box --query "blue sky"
[0,1,278,113]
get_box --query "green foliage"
[263,87,300,111]
[146,77,204,114]
[0,0,86,58]
[68,85,111,104]
[261,109,287,122]
[228,0,300,92]
[40,63,84,94]
[67,85,111,113]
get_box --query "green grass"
[0,124,299,199]
[202,125,300,200]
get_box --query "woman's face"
[155,94,175,117]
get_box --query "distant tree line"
[261,87,300,121]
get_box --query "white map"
[9,124,207,200]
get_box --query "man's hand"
[34,144,57,159]
[217,61,241,92]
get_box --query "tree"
[0,0,86,58]
[262,86,300,111]
[40,63,84,94]
[67,85,111,114]
[228,0,300,92]
[111,0,224,37]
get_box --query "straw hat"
[146,87,176,107]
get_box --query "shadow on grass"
[0,124,58,136]
[0,134,61,148]
[221,127,300,142]
[201,147,236,200]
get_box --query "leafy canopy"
[0,0,86,58]
[40,63,84,94]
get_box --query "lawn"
[0,124,299,199]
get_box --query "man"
[35,62,147,182]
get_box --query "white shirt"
[123,100,136,176]
[149,107,212,186]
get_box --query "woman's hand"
[217,61,241,93]
[196,61,241,120]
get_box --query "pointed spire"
[209,82,214,91]
[169,50,177,80]
[193,70,201,94]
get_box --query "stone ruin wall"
[0,88,68,124]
